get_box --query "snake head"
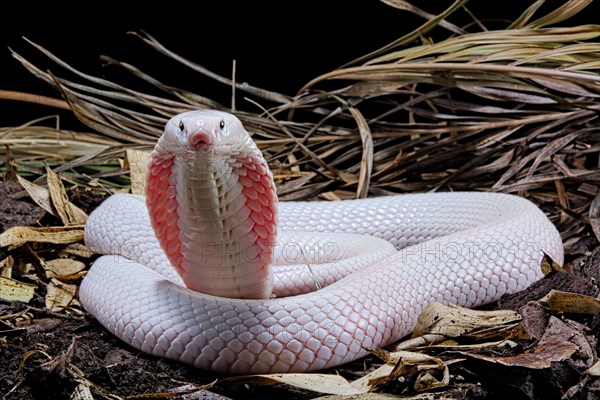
[159,110,251,157]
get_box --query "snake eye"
[219,120,225,130]
[179,121,185,132]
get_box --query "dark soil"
[0,180,598,400]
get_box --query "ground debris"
[1,175,599,399]
[1,0,599,396]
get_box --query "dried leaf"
[60,243,95,258]
[412,303,523,340]
[461,317,580,369]
[413,368,449,392]
[368,348,437,366]
[354,348,452,392]
[0,255,14,278]
[123,385,223,399]
[224,374,363,396]
[585,360,600,377]
[45,278,77,311]
[0,125,114,159]
[125,148,151,196]
[130,31,291,105]
[519,301,551,341]
[341,81,405,97]
[45,164,88,225]
[313,394,399,400]
[70,384,94,400]
[0,276,36,302]
[539,290,600,315]
[348,107,372,198]
[0,225,84,249]
[347,0,470,66]
[20,318,64,334]
[44,259,86,279]
[276,172,317,197]
[526,0,595,28]
[509,0,545,29]
[540,252,566,275]
[15,173,87,224]
[350,364,396,392]
[15,174,56,215]
[391,335,519,352]
[40,337,75,375]
[456,82,556,104]
[531,77,599,97]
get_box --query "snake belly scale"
[80,110,563,374]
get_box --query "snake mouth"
[188,130,214,148]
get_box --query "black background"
[0,1,596,130]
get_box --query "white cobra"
[80,110,564,374]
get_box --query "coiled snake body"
[80,110,563,374]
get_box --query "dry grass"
[1,0,599,245]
